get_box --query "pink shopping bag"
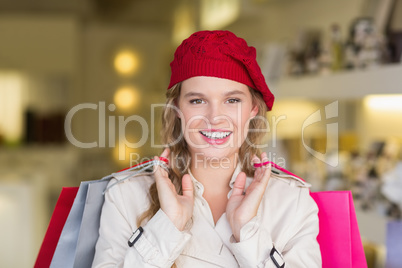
[268,161,367,267]
[310,191,367,268]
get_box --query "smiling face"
[177,76,259,161]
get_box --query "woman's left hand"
[226,152,271,242]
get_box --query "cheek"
[238,107,253,132]
[181,112,205,134]
[239,120,251,140]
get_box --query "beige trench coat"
[92,165,322,267]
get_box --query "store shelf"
[274,64,402,100]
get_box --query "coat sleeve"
[228,187,322,268]
[92,180,191,268]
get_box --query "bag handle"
[103,158,169,193]
[254,161,306,182]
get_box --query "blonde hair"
[137,82,268,226]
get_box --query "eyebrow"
[183,90,246,98]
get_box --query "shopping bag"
[38,159,167,267]
[74,180,111,267]
[267,161,367,267]
[310,191,367,268]
[34,187,79,268]
[386,220,402,268]
[50,178,110,268]
[39,160,366,267]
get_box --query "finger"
[181,174,194,199]
[255,156,271,182]
[160,147,170,158]
[260,163,272,187]
[153,156,167,180]
[153,156,161,177]
[154,156,165,192]
[159,148,170,167]
[232,172,247,196]
[252,154,260,165]
[252,154,265,178]
[260,152,269,166]
[258,152,270,176]
[252,155,263,173]
[251,154,260,164]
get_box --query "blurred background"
[0,0,401,267]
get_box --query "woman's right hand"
[154,148,194,231]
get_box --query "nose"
[207,102,227,125]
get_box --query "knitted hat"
[168,30,274,110]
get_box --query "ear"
[250,104,259,118]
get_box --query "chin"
[190,147,239,163]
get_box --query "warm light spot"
[114,50,139,75]
[200,0,240,29]
[0,72,25,144]
[172,4,196,45]
[362,95,402,146]
[364,95,402,111]
[114,86,140,110]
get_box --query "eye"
[189,99,205,104]
[226,98,241,104]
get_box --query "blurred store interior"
[0,0,402,267]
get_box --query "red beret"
[168,30,274,111]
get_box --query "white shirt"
[92,165,322,267]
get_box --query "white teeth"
[200,131,231,139]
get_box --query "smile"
[199,130,232,139]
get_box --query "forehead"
[181,76,249,96]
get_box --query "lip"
[199,129,232,145]
[200,128,230,131]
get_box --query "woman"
[93,30,321,267]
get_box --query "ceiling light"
[114,86,140,111]
[113,50,139,76]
